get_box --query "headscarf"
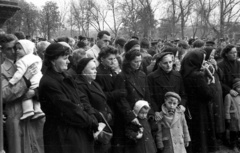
[180,49,205,78]
[204,47,214,61]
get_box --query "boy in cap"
[224,78,240,152]
[125,100,157,153]
[156,92,190,153]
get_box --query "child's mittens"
[184,141,189,147]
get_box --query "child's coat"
[156,105,190,153]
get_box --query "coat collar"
[2,58,14,71]
[45,67,71,82]
[161,104,185,127]
[151,67,171,78]
[75,76,107,100]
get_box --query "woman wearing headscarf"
[218,44,240,97]
[39,43,98,153]
[75,58,112,153]
[180,48,216,153]
[204,47,225,143]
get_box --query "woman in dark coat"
[147,51,187,114]
[218,44,240,97]
[114,49,154,153]
[204,47,225,140]
[180,48,216,153]
[39,43,98,153]
[96,46,125,116]
[75,58,112,153]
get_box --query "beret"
[76,57,94,74]
[165,92,181,102]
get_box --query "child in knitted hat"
[9,39,45,120]
[224,78,240,152]
[125,100,157,153]
[156,91,191,153]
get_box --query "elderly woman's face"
[82,60,97,82]
[159,55,173,73]
[130,55,142,70]
[52,55,70,72]
[226,47,237,61]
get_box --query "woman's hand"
[230,89,238,97]
[25,89,35,99]
[24,63,38,80]
[155,112,163,121]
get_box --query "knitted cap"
[124,40,139,52]
[233,78,240,89]
[76,57,94,74]
[133,100,150,116]
[165,92,181,102]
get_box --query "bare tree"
[177,0,195,39]
[105,0,123,37]
[40,1,61,40]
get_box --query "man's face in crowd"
[2,40,16,60]
[97,34,111,49]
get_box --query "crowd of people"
[1,29,240,153]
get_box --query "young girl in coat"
[9,39,45,120]
[224,78,240,152]
[125,100,157,153]
[156,92,191,153]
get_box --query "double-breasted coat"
[39,68,98,153]
[2,59,45,153]
[156,105,190,153]
[147,67,187,112]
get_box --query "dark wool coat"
[181,50,217,153]
[39,68,98,153]
[183,71,216,153]
[75,76,112,122]
[75,76,113,153]
[218,59,240,97]
[147,67,187,112]
[114,70,151,123]
[125,119,157,153]
[96,63,119,112]
[111,69,152,153]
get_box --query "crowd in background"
[1,29,240,153]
